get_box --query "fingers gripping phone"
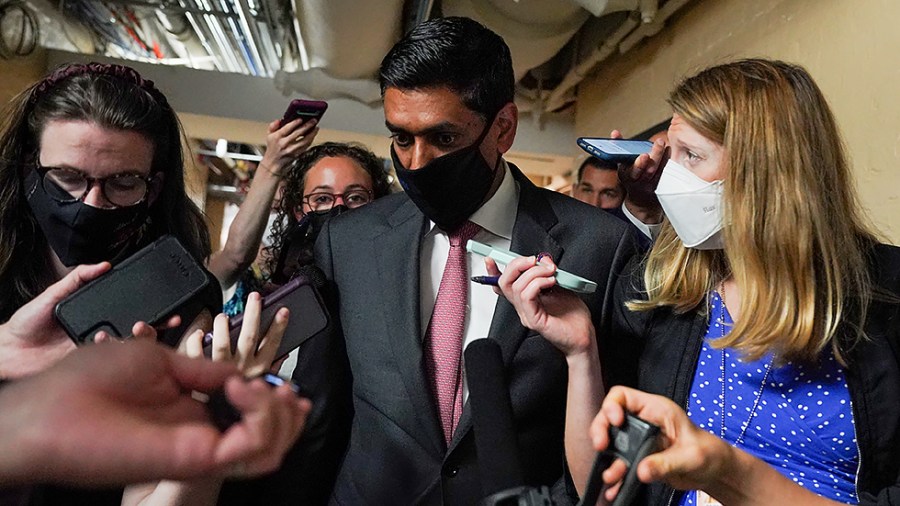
[280,99,328,127]
[577,137,654,163]
[466,240,598,294]
[54,236,213,345]
[577,414,661,506]
[204,275,331,361]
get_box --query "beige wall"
[576,0,900,242]
[0,49,47,104]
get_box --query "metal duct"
[293,0,404,80]
[443,0,591,81]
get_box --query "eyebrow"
[674,139,707,156]
[384,120,464,137]
[39,162,148,177]
[307,184,369,193]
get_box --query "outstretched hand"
[589,386,733,502]
[0,263,111,378]
[184,292,288,377]
[485,255,595,357]
[0,340,310,486]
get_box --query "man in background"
[571,156,624,210]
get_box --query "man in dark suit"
[254,16,638,505]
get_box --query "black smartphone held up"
[204,274,330,361]
[280,99,328,127]
[577,137,654,163]
[55,235,212,345]
[577,413,660,506]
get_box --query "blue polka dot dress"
[678,292,859,505]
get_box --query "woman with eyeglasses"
[0,62,218,379]
[264,141,393,285]
[0,63,307,506]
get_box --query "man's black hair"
[378,16,515,120]
[576,156,617,184]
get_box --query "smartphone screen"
[578,138,653,158]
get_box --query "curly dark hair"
[263,142,391,279]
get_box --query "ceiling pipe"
[618,0,688,53]
[541,0,671,113]
[543,10,642,112]
[233,0,270,76]
[568,0,639,17]
[273,67,382,104]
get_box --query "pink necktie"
[424,221,481,447]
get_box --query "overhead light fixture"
[215,138,228,157]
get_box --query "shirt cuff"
[621,202,662,241]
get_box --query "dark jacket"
[605,243,900,506]
[221,165,638,505]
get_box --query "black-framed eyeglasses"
[301,189,373,212]
[35,162,155,208]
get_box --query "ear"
[494,102,518,154]
[147,172,164,206]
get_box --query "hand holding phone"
[466,240,597,294]
[54,236,214,347]
[202,276,330,367]
[578,414,660,506]
[280,99,327,127]
[577,137,654,163]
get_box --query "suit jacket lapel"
[449,166,563,453]
[375,198,445,457]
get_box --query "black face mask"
[25,169,150,267]
[272,205,348,283]
[304,204,348,239]
[391,117,498,231]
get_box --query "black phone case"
[577,137,653,163]
[212,275,330,360]
[578,414,660,506]
[54,235,211,344]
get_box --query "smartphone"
[577,414,660,506]
[577,137,654,163]
[280,99,328,127]
[204,275,330,361]
[55,235,212,345]
[466,240,598,294]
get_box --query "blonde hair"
[630,59,877,364]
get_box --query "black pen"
[471,275,500,286]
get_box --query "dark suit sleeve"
[603,254,649,389]
[593,227,642,389]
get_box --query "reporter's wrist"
[703,440,751,504]
[564,328,598,363]
[256,160,285,179]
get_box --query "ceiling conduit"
[442,0,591,81]
[273,0,404,103]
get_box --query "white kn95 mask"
[654,159,724,250]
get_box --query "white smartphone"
[577,137,654,163]
[466,240,598,294]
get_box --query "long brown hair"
[0,63,210,322]
[631,59,877,364]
